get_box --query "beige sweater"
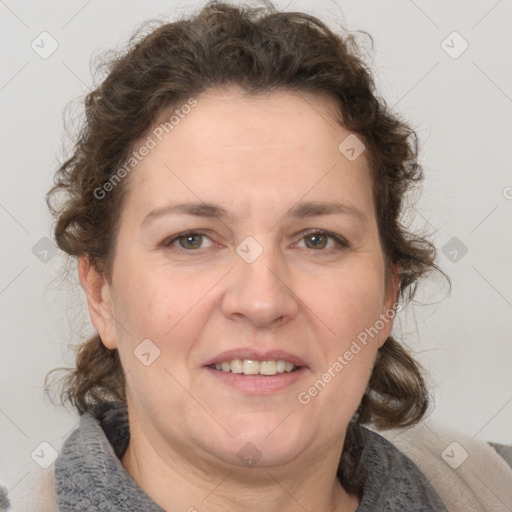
[375,421,512,512]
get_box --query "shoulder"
[371,420,512,512]
[356,425,448,510]
[1,467,58,512]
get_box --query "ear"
[78,255,118,350]
[376,263,401,348]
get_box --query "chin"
[208,419,310,469]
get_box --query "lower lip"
[204,366,308,394]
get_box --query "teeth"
[243,359,260,375]
[259,361,276,375]
[231,359,243,373]
[210,359,298,376]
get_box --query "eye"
[163,231,214,250]
[296,230,349,251]
[162,229,349,253]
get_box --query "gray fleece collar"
[54,401,447,511]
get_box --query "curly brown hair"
[45,0,449,490]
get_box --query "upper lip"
[203,349,309,368]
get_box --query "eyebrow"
[141,200,368,226]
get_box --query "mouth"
[207,359,301,376]
[203,349,309,394]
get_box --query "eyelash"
[162,229,349,253]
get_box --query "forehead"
[124,88,374,218]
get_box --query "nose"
[221,240,299,329]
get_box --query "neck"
[120,416,359,512]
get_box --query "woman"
[3,2,511,511]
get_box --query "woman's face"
[82,88,398,470]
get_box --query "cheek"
[111,269,200,400]
[303,259,386,403]
[304,282,383,424]
[111,263,217,363]
[313,264,385,344]
[112,260,181,333]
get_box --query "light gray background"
[1,0,511,490]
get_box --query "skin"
[79,87,399,512]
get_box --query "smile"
[208,359,299,376]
